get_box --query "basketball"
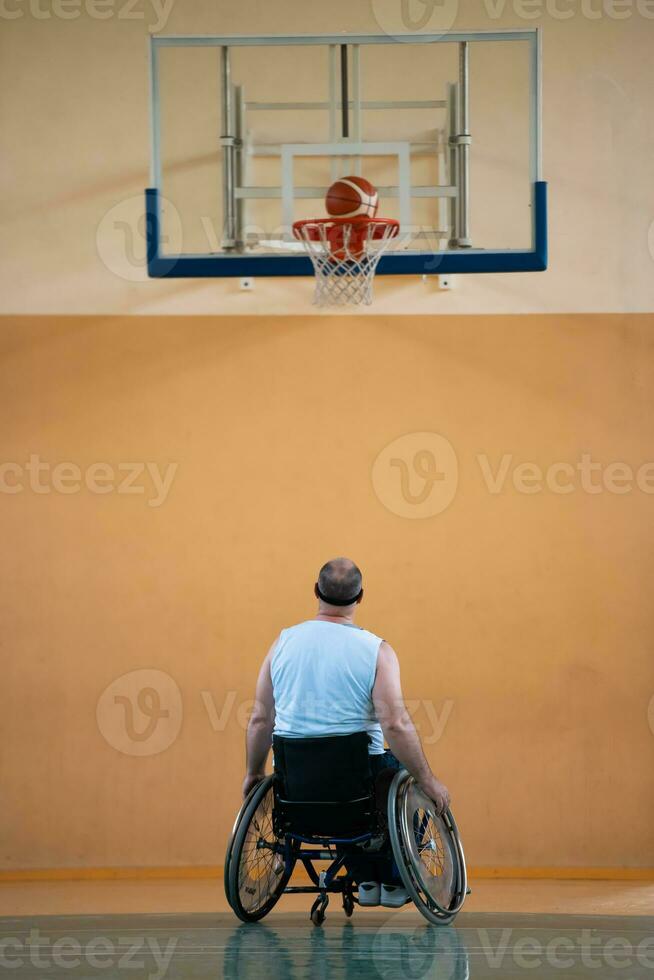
[325,176,379,219]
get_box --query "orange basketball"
[325,176,379,219]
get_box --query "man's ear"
[356,589,364,604]
[314,583,321,600]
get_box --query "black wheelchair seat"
[272,732,376,838]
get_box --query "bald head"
[315,557,363,608]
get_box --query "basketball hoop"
[293,217,400,307]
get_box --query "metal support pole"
[456,41,471,247]
[220,46,238,250]
[529,28,542,250]
[234,84,245,250]
[530,28,542,184]
[328,45,338,181]
[446,82,458,248]
[351,44,362,175]
[340,44,349,139]
[437,119,448,252]
[148,36,161,190]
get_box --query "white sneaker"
[358,881,381,906]
[381,883,410,908]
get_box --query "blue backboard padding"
[145,182,547,278]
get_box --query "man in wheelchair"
[225,558,467,926]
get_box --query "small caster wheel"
[343,896,354,917]
[310,895,328,926]
[311,907,325,926]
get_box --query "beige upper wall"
[1,0,654,314]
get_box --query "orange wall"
[1,312,653,871]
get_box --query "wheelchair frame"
[225,768,468,926]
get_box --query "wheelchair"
[224,732,468,927]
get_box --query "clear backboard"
[146,31,546,279]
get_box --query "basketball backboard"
[146,31,546,279]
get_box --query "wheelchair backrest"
[272,732,376,838]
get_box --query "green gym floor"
[1,880,652,979]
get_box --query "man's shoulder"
[375,638,398,662]
[280,620,313,634]
[358,625,385,644]
[273,621,313,646]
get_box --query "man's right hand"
[419,775,450,816]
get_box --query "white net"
[293,219,399,308]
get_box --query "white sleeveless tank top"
[271,619,385,754]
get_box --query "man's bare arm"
[243,643,276,797]
[372,641,450,814]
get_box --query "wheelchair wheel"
[225,775,295,922]
[388,770,468,926]
[224,779,266,911]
